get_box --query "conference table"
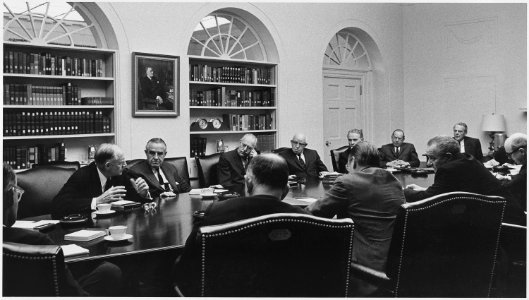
[34,170,435,263]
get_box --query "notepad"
[12,220,60,230]
[61,244,89,257]
[64,230,106,241]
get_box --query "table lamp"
[481,113,506,156]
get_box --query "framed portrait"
[132,52,180,117]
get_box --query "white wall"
[403,3,527,156]
[97,2,404,171]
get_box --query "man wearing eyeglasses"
[51,143,151,219]
[4,163,122,296]
[130,138,191,198]
[379,129,420,168]
[279,133,328,178]
[404,135,525,225]
[501,133,527,211]
[217,133,258,195]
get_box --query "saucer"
[104,234,132,242]
[94,210,115,215]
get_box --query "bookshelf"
[189,57,277,157]
[3,42,116,170]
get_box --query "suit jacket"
[279,148,328,178]
[51,162,148,219]
[460,136,483,162]
[3,227,85,296]
[379,142,420,167]
[174,194,309,296]
[337,147,352,174]
[503,163,527,211]
[130,160,191,197]
[217,149,248,194]
[404,153,525,225]
[308,167,405,272]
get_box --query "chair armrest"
[350,262,390,285]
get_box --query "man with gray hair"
[337,129,364,173]
[502,133,527,211]
[218,133,258,194]
[404,136,524,224]
[453,122,483,162]
[52,143,151,218]
[279,133,328,178]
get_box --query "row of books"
[4,82,79,105]
[189,87,274,107]
[4,110,111,136]
[4,143,66,170]
[225,113,274,131]
[190,137,207,157]
[4,50,106,77]
[190,64,272,84]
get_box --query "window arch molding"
[323,30,372,71]
[187,8,279,63]
[3,0,109,49]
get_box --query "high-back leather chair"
[195,153,221,188]
[3,242,69,296]
[164,157,190,186]
[351,192,506,297]
[125,158,143,169]
[17,166,76,219]
[197,213,354,297]
[271,147,290,154]
[32,160,80,170]
[330,145,349,172]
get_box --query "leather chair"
[3,242,69,296]
[496,222,526,297]
[32,160,80,170]
[271,147,290,154]
[17,166,76,219]
[196,213,354,297]
[351,191,506,297]
[195,153,221,188]
[330,145,349,172]
[164,156,190,186]
[125,158,143,169]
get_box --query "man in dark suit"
[139,66,173,110]
[217,133,258,194]
[51,143,151,219]
[404,136,525,225]
[337,129,363,173]
[279,133,328,178]
[453,122,483,162]
[502,133,527,211]
[174,153,309,296]
[3,163,122,296]
[379,129,420,168]
[130,138,191,198]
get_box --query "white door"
[323,75,363,168]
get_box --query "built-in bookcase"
[3,42,116,170]
[189,57,277,157]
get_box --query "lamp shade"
[481,114,506,132]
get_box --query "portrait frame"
[132,52,180,117]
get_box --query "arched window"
[3,0,100,48]
[188,13,267,61]
[323,31,371,70]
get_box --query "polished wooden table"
[36,170,434,262]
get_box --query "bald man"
[278,133,328,178]
[218,133,258,194]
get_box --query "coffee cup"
[96,203,111,213]
[108,225,127,239]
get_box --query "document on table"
[283,197,319,206]
[61,244,89,257]
[12,220,59,229]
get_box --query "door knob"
[325,141,331,146]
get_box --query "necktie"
[156,169,170,191]
[395,147,400,157]
[298,155,306,169]
[104,177,112,192]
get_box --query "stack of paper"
[64,230,106,241]
[61,244,89,257]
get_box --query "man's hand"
[156,96,163,104]
[405,184,426,191]
[249,149,258,158]
[130,177,150,198]
[96,186,126,204]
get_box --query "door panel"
[323,75,362,168]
